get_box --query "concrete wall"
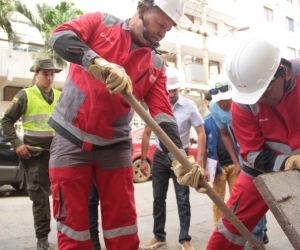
[0,48,68,87]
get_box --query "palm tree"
[15,1,83,67]
[0,0,15,40]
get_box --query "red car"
[131,126,199,183]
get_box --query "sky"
[19,0,138,20]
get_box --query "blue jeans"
[89,180,99,232]
[152,152,191,244]
[252,215,267,240]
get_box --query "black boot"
[37,238,50,250]
[90,231,101,250]
[263,231,269,245]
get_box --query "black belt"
[155,148,167,156]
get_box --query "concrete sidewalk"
[0,180,294,250]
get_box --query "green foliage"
[0,0,16,40]
[15,1,84,67]
[14,2,44,37]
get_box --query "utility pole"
[200,0,209,116]
[202,0,209,86]
[176,29,182,77]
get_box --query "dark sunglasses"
[209,85,229,95]
[265,66,286,92]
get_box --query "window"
[286,17,294,31]
[3,86,22,101]
[287,47,296,59]
[209,60,220,76]
[207,21,218,36]
[263,7,273,23]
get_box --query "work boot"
[263,231,269,245]
[37,238,50,250]
[90,231,101,250]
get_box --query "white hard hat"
[209,77,232,103]
[225,37,281,105]
[154,0,186,25]
[166,67,181,90]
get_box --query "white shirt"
[156,95,204,150]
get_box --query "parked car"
[0,124,26,193]
[131,126,198,183]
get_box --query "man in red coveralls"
[46,1,203,250]
[207,37,300,249]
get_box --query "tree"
[15,1,83,67]
[0,0,15,40]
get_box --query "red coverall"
[207,58,300,249]
[48,12,186,250]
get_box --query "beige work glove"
[283,155,300,171]
[172,155,206,193]
[88,58,132,95]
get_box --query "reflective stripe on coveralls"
[57,222,90,241]
[102,223,138,239]
[246,140,296,172]
[217,219,246,246]
[57,214,138,241]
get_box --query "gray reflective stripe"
[24,130,54,137]
[103,223,137,239]
[51,109,131,146]
[265,140,292,155]
[293,148,300,154]
[217,219,246,246]
[246,140,294,170]
[246,151,262,168]
[154,113,177,125]
[57,221,90,241]
[274,155,288,171]
[22,114,51,123]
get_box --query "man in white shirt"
[140,67,206,250]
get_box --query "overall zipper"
[135,68,150,84]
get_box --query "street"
[0,180,294,250]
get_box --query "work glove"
[88,58,132,95]
[283,154,300,171]
[172,155,206,193]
